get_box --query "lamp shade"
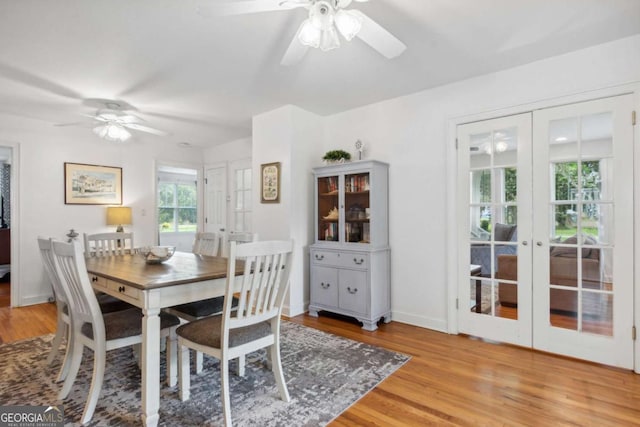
[106,206,132,226]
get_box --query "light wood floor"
[2,304,639,426]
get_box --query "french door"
[458,95,635,368]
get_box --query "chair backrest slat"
[84,232,134,257]
[52,240,104,338]
[37,237,68,305]
[192,232,222,256]
[225,240,293,330]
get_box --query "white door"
[532,95,634,368]
[458,95,635,368]
[457,113,533,347]
[228,158,252,232]
[205,164,226,233]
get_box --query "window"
[158,180,197,233]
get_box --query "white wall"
[320,35,640,331]
[0,123,204,305]
[252,105,324,316]
[204,137,252,164]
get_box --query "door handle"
[536,241,543,247]
[522,241,528,246]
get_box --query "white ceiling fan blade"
[54,121,89,127]
[351,10,406,59]
[281,23,310,66]
[124,123,168,136]
[214,0,307,16]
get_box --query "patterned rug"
[0,321,409,426]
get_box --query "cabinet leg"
[308,309,319,317]
[360,319,378,331]
[383,314,391,324]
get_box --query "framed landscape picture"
[261,162,280,203]
[64,162,123,205]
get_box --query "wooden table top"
[85,251,235,290]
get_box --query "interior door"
[205,164,227,233]
[532,95,634,368]
[457,113,533,347]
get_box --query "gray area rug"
[0,321,409,426]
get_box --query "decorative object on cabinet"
[260,162,280,203]
[309,160,390,331]
[354,139,364,160]
[64,162,122,205]
[322,149,351,164]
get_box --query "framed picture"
[64,162,123,205]
[261,162,280,203]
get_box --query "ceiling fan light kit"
[297,0,363,51]
[93,123,132,143]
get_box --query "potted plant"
[322,149,351,164]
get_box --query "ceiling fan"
[214,0,406,66]
[56,99,168,142]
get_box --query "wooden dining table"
[85,251,235,427]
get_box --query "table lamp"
[106,206,132,232]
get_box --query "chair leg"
[236,355,245,377]
[220,356,232,427]
[56,324,73,382]
[46,313,65,366]
[195,350,204,374]
[81,345,106,424]
[270,342,290,403]
[178,342,191,401]
[58,335,83,399]
[166,329,177,387]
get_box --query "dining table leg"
[141,305,161,427]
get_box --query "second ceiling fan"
[215,0,406,65]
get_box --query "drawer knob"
[118,286,125,293]
[320,282,331,289]
[315,254,325,260]
[91,276,98,282]
[347,287,358,294]
[353,258,364,265]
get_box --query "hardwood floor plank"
[3,304,640,426]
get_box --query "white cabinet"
[308,160,390,331]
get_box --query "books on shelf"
[345,174,369,193]
[322,222,338,241]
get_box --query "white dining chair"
[38,237,132,382]
[51,239,180,424]
[191,231,222,256]
[177,240,294,427]
[221,231,258,257]
[83,232,134,257]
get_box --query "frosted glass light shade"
[335,9,362,41]
[93,123,132,142]
[320,26,340,51]
[298,19,322,48]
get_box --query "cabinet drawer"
[310,250,340,265]
[310,266,338,307]
[106,280,140,301]
[88,274,107,291]
[339,269,367,314]
[338,252,369,270]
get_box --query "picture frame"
[64,162,123,205]
[260,162,280,203]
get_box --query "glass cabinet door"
[344,172,370,243]
[317,175,339,241]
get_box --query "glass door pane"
[458,112,532,347]
[344,172,370,243]
[317,176,339,241]
[532,94,634,369]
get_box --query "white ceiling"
[0,0,639,148]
